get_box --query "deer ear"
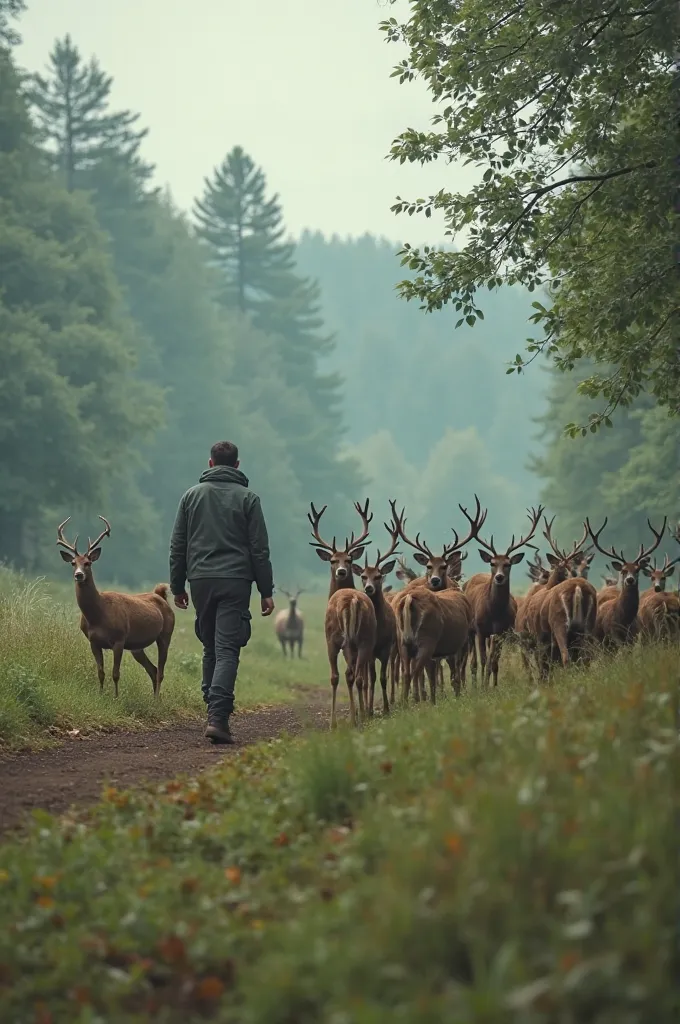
[395,569,406,580]
[413,552,428,566]
[586,553,594,564]
[509,552,525,565]
[478,550,493,564]
[59,550,73,563]
[381,559,396,576]
[351,564,364,576]
[350,545,366,561]
[610,560,623,572]
[90,547,102,562]
[666,565,675,578]
[546,553,560,566]
[641,565,652,577]
[315,549,332,562]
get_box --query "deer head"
[281,588,304,610]
[641,554,678,593]
[540,518,590,584]
[308,500,372,582]
[394,496,486,592]
[569,544,594,579]
[526,546,550,585]
[57,516,111,584]
[586,517,667,590]
[469,505,544,587]
[354,504,402,598]
[395,556,418,583]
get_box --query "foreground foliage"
[0,644,676,1020]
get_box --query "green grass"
[0,643,676,1021]
[0,568,329,749]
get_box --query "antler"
[390,499,434,559]
[505,505,545,557]
[56,517,79,555]
[307,502,336,553]
[86,516,111,554]
[450,495,488,554]
[396,556,418,582]
[346,499,373,555]
[637,517,667,564]
[374,502,402,567]
[458,496,495,555]
[585,518,624,563]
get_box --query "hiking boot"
[205,714,234,745]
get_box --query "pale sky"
[17,0,473,244]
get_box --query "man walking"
[170,441,275,744]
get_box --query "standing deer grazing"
[274,589,304,657]
[353,507,402,716]
[309,500,376,727]
[57,517,175,697]
[463,505,544,687]
[392,498,487,702]
[586,517,667,646]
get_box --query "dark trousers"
[190,578,252,718]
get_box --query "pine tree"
[27,34,151,191]
[0,0,24,46]
[0,48,161,570]
[194,145,361,504]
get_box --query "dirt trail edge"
[0,699,332,836]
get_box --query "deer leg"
[90,641,105,692]
[425,658,438,705]
[111,643,124,699]
[368,659,376,717]
[478,633,490,687]
[130,649,157,688]
[552,627,570,669]
[469,632,478,682]
[344,648,359,726]
[155,636,170,697]
[487,634,502,688]
[400,646,411,704]
[328,642,340,730]
[298,638,303,659]
[379,656,389,715]
[446,656,461,697]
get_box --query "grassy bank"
[0,570,328,750]
[0,643,676,1020]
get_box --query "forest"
[1,2,677,588]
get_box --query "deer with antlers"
[57,517,175,697]
[274,589,304,657]
[516,519,596,677]
[462,505,544,687]
[391,497,486,702]
[352,506,402,716]
[586,517,667,646]
[637,553,680,641]
[309,500,376,727]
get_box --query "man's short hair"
[210,441,239,467]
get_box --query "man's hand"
[174,592,189,610]
[261,597,275,617]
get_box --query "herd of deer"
[302,499,680,727]
[55,507,679,716]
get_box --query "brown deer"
[638,554,680,641]
[57,517,175,697]
[601,565,619,589]
[463,505,544,687]
[309,500,376,728]
[392,534,469,696]
[569,546,594,579]
[274,589,304,657]
[353,507,402,716]
[586,517,667,646]
[537,522,598,672]
[392,498,487,702]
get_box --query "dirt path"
[0,696,334,836]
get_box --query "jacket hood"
[199,466,249,487]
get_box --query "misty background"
[3,0,675,590]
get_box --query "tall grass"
[0,642,675,1020]
[0,569,328,749]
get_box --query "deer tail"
[154,583,170,601]
[571,585,584,627]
